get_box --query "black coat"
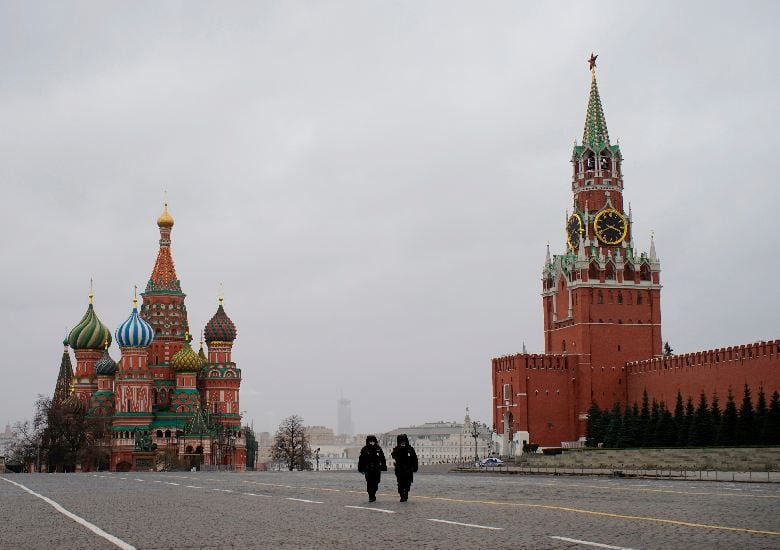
[358,445,387,475]
[391,445,418,475]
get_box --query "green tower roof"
[582,67,610,149]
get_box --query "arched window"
[589,261,599,281]
[597,291,603,304]
[640,264,651,281]
[562,340,567,352]
[624,263,635,283]
[637,293,643,305]
[617,292,623,304]
[156,430,163,438]
[605,262,616,280]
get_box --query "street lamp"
[470,421,482,464]
[315,447,320,471]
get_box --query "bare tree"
[271,415,312,471]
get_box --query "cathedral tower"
[67,288,112,406]
[140,203,190,408]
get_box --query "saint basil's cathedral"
[492,56,779,448]
[53,204,246,471]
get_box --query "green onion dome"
[171,335,204,373]
[204,299,236,343]
[94,348,117,376]
[68,296,112,350]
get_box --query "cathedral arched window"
[589,261,599,281]
[605,262,616,280]
[640,264,651,281]
[585,150,596,172]
[599,151,611,171]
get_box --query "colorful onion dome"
[157,202,174,228]
[95,346,117,376]
[116,289,154,348]
[204,296,237,343]
[68,292,112,350]
[171,334,204,372]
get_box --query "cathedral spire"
[147,201,182,293]
[53,339,74,405]
[582,53,610,149]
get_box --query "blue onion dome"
[68,291,112,350]
[204,296,237,343]
[171,334,204,372]
[94,344,117,376]
[115,290,154,348]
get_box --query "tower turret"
[140,202,190,384]
[53,338,75,406]
[114,290,155,416]
[201,293,241,423]
[68,286,112,404]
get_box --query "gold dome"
[157,203,174,228]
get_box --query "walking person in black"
[357,435,386,502]
[391,434,418,502]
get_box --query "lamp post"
[471,421,481,464]
[315,447,320,471]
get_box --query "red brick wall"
[626,340,780,406]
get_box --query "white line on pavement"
[242,492,272,497]
[185,485,203,489]
[287,498,323,504]
[152,480,161,483]
[1,477,136,550]
[134,479,144,482]
[427,519,503,530]
[212,488,234,493]
[164,482,180,486]
[344,505,395,514]
[550,536,635,549]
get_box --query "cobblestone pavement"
[2,471,779,549]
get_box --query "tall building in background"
[337,397,353,436]
[492,55,779,448]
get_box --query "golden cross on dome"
[89,278,94,304]
[588,52,598,71]
[133,285,138,307]
[219,282,224,305]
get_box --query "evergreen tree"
[672,392,685,447]
[736,384,755,445]
[678,396,695,447]
[655,402,676,447]
[596,406,613,448]
[638,391,650,447]
[689,391,713,447]
[755,386,768,443]
[646,399,660,447]
[585,401,602,447]
[717,388,738,446]
[764,391,780,445]
[604,403,622,448]
[710,392,722,436]
[619,403,638,448]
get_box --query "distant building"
[337,397,354,436]
[380,413,492,465]
[304,426,335,447]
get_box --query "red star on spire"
[588,53,598,71]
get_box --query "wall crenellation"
[626,340,779,374]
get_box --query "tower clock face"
[594,208,627,245]
[566,214,582,249]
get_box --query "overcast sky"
[1,2,778,435]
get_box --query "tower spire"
[583,53,610,148]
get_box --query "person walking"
[391,434,418,502]
[357,435,386,502]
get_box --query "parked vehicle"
[479,457,504,467]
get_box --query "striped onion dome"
[204,300,237,343]
[171,336,204,372]
[95,348,117,376]
[116,305,154,348]
[68,300,112,350]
